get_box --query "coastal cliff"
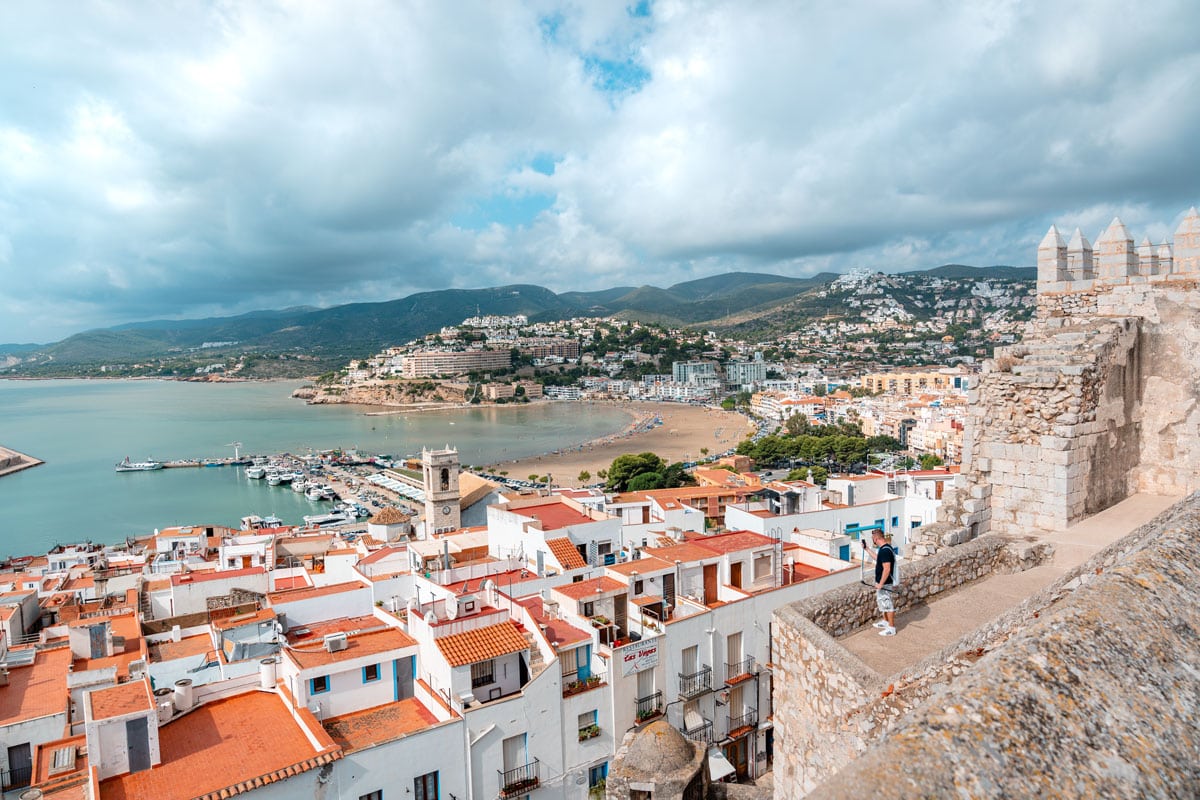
[292,380,470,407]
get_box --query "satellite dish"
[446,598,459,620]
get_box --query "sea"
[0,379,631,558]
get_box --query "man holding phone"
[864,529,897,637]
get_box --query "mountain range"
[0,265,1033,374]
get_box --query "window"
[560,646,578,679]
[310,675,329,694]
[912,520,922,529]
[589,763,608,788]
[360,792,383,800]
[414,772,438,800]
[753,553,771,581]
[578,709,598,737]
[471,659,495,688]
[891,516,899,528]
[582,601,595,617]
[633,579,644,595]
[362,663,381,683]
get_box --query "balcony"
[683,718,714,744]
[562,671,606,698]
[678,665,712,699]
[499,759,540,798]
[634,690,663,723]
[728,708,758,737]
[724,656,755,685]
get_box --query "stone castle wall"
[771,535,1052,796]
[799,492,1200,800]
[911,208,1200,551]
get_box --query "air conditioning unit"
[323,633,348,653]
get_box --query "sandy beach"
[489,401,756,486]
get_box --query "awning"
[707,747,736,782]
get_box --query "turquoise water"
[0,380,630,557]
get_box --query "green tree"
[605,452,667,491]
[627,472,665,491]
[919,453,945,470]
[578,470,591,483]
[866,435,903,453]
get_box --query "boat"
[115,457,163,472]
[306,485,328,501]
[303,511,353,528]
[266,472,282,486]
[245,466,267,479]
[291,479,309,493]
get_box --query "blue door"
[839,544,850,561]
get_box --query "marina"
[0,378,632,556]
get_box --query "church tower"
[422,446,461,534]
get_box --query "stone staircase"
[521,630,548,680]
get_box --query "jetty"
[0,445,43,478]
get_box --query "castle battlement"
[1037,207,1200,302]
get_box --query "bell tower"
[422,446,461,534]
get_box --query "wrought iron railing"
[724,655,755,684]
[728,708,758,734]
[678,665,712,698]
[683,718,714,744]
[1,765,33,791]
[498,759,539,797]
[634,690,663,722]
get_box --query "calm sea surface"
[0,380,630,557]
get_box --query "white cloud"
[0,0,1197,342]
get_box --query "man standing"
[865,530,897,636]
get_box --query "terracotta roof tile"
[545,537,587,570]
[0,646,70,725]
[268,580,368,605]
[286,628,417,670]
[322,698,438,753]
[552,576,625,601]
[100,690,340,800]
[88,679,152,721]
[435,621,528,667]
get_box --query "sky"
[1,0,1199,343]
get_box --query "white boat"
[266,472,282,486]
[291,479,309,493]
[303,511,352,528]
[246,466,267,479]
[115,457,163,473]
[276,472,294,484]
[306,485,328,501]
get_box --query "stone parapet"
[771,534,1052,797]
[802,492,1200,800]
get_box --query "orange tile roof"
[690,530,777,554]
[285,615,388,644]
[605,556,674,576]
[70,612,147,679]
[148,634,213,663]
[272,574,310,590]
[100,690,341,800]
[552,576,625,601]
[545,537,587,570]
[32,733,87,786]
[322,698,438,753]
[286,628,417,670]
[171,566,264,586]
[515,597,591,648]
[267,580,368,605]
[513,499,597,530]
[642,542,722,564]
[435,621,529,667]
[358,544,408,565]
[88,679,152,721]
[0,646,70,725]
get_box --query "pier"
[0,444,43,478]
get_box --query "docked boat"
[291,478,309,493]
[303,511,353,528]
[115,457,163,472]
[305,485,328,501]
[266,472,282,486]
[245,465,267,479]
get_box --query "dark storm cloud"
[0,0,1197,341]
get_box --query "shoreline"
[486,401,754,485]
[0,445,44,478]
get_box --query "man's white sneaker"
[878,626,896,637]
[873,621,890,629]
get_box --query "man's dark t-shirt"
[875,544,895,586]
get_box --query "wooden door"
[703,563,718,604]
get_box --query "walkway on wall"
[838,492,1183,675]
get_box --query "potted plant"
[578,723,600,741]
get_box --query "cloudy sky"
[2,0,1198,342]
